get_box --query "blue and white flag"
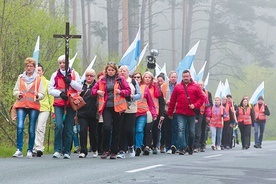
[223,79,231,97]
[215,81,224,99]
[195,61,207,82]
[32,36,40,65]
[130,43,148,74]
[249,81,264,105]
[204,72,210,89]
[81,55,97,82]
[189,63,197,81]
[69,52,78,68]
[176,40,200,83]
[119,27,141,74]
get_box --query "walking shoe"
[79,153,86,158]
[73,146,80,153]
[13,149,23,158]
[110,153,117,159]
[217,146,221,151]
[187,146,193,155]
[254,144,259,148]
[143,147,150,155]
[171,145,176,154]
[179,149,185,155]
[236,140,239,145]
[200,148,205,152]
[193,148,199,153]
[36,150,43,157]
[128,146,135,157]
[211,145,215,150]
[152,148,158,155]
[53,152,62,158]
[160,146,165,153]
[135,148,141,156]
[26,150,33,158]
[117,151,125,158]
[92,151,98,158]
[101,151,110,159]
[166,149,172,154]
[63,153,70,159]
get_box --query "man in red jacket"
[168,70,204,155]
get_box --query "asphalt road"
[1,141,276,184]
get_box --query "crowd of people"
[11,56,270,159]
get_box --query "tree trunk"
[122,0,129,53]
[181,0,187,57]
[204,0,216,79]
[148,0,153,50]
[87,1,92,62]
[184,0,194,54]
[140,0,147,48]
[171,0,176,70]
[81,0,88,67]
[72,0,77,27]
[49,0,55,17]
[64,0,69,21]
[107,0,119,59]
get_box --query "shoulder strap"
[182,83,191,104]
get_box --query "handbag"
[69,90,88,111]
[146,111,153,123]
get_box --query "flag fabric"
[189,63,197,81]
[130,43,148,74]
[81,55,97,82]
[176,40,200,83]
[69,52,78,68]
[223,79,231,97]
[155,63,162,78]
[249,81,264,105]
[195,61,207,82]
[215,81,224,99]
[204,72,210,89]
[119,27,141,74]
[32,36,40,65]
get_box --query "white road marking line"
[204,154,222,158]
[126,164,164,173]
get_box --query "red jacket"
[168,80,205,116]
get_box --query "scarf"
[22,71,37,84]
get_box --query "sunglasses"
[133,76,141,79]
[86,75,95,77]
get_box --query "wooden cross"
[53,22,81,76]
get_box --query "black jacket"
[77,80,98,119]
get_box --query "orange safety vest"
[97,79,127,114]
[200,90,209,114]
[210,105,224,128]
[237,107,252,125]
[254,104,266,120]
[54,71,77,107]
[161,82,169,98]
[148,85,159,115]
[137,85,149,114]
[223,103,230,121]
[14,77,41,111]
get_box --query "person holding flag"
[49,55,82,159]
[12,57,44,158]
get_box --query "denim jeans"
[210,126,223,147]
[176,114,195,151]
[73,124,80,148]
[171,114,178,149]
[16,108,39,151]
[135,115,147,148]
[254,122,266,145]
[54,106,75,155]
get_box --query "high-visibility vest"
[161,82,169,98]
[137,85,149,114]
[14,77,41,111]
[254,104,266,120]
[97,79,127,113]
[223,103,230,121]
[210,105,224,128]
[237,107,252,125]
[148,85,159,115]
[53,71,77,107]
[200,90,209,114]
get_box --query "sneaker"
[179,149,185,155]
[117,151,125,158]
[110,153,117,159]
[152,148,158,155]
[187,146,193,155]
[92,151,98,158]
[63,153,70,159]
[13,149,23,158]
[36,150,43,157]
[79,153,86,158]
[211,145,215,150]
[26,150,33,158]
[160,146,165,153]
[53,152,62,158]
[200,148,205,152]
[143,147,150,155]
[101,151,110,159]
[73,146,80,153]
[135,148,141,156]
[128,146,135,157]
[254,144,259,148]
[217,146,221,151]
[193,148,199,153]
[171,145,176,154]
[166,149,172,154]
[236,140,239,145]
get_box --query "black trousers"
[239,123,251,148]
[199,114,207,149]
[118,113,136,151]
[102,107,123,154]
[97,123,103,154]
[79,116,98,155]
[221,120,233,148]
[143,121,153,147]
